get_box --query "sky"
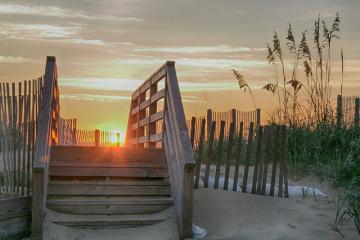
[0,0,359,134]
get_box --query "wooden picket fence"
[58,118,120,147]
[337,95,360,127]
[0,79,43,197]
[187,108,261,147]
[190,119,289,198]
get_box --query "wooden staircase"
[32,58,195,239]
[45,146,174,229]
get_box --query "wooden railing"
[31,56,60,239]
[125,61,196,239]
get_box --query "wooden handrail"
[125,61,196,238]
[32,56,59,239]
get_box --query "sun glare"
[109,129,126,146]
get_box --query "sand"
[193,188,358,240]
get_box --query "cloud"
[0,23,80,39]
[0,3,84,18]
[134,45,265,54]
[61,94,130,102]
[59,77,143,91]
[0,56,34,63]
[0,23,106,46]
[72,39,105,46]
[116,57,266,69]
[59,76,264,93]
[0,3,143,22]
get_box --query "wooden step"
[49,166,168,178]
[46,196,173,215]
[46,208,174,229]
[50,146,166,163]
[47,180,171,196]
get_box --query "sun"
[109,129,126,146]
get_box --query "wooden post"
[256,108,261,128]
[190,117,196,148]
[31,167,44,240]
[270,125,280,196]
[231,108,237,132]
[194,119,206,189]
[116,133,120,147]
[72,118,77,145]
[336,95,343,128]
[233,122,243,191]
[204,121,215,188]
[242,122,254,193]
[251,126,263,194]
[214,121,225,189]
[282,126,289,198]
[95,129,100,147]
[182,164,194,238]
[149,83,158,148]
[224,122,235,190]
[355,97,360,125]
[260,126,272,195]
[206,109,212,139]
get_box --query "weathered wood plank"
[32,56,58,240]
[49,159,167,168]
[163,63,195,239]
[251,126,263,194]
[233,122,243,191]
[214,121,225,189]
[149,133,163,143]
[278,125,285,198]
[270,125,280,196]
[48,180,170,186]
[47,183,171,196]
[282,126,289,198]
[204,121,215,188]
[150,88,165,104]
[0,196,31,214]
[224,122,235,190]
[242,122,254,193]
[194,119,206,188]
[49,166,169,178]
[260,126,273,195]
[47,198,173,215]
[50,146,165,162]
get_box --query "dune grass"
[287,123,360,234]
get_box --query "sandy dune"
[194,188,357,240]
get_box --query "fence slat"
[251,126,263,194]
[204,121,215,188]
[194,119,206,189]
[16,83,22,195]
[270,125,280,196]
[224,122,234,190]
[242,122,254,193]
[260,126,272,195]
[278,125,285,197]
[282,126,289,198]
[214,121,225,189]
[233,122,243,191]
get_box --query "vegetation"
[232,12,359,236]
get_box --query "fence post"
[231,108,237,132]
[336,95,343,128]
[95,129,100,147]
[206,109,212,139]
[190,117,196,148]
[256,108,261,128]
[116,133,120,147]
[72,118,77,145]
[355,98,360,125]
